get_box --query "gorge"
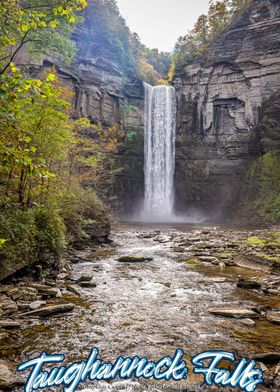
[0,1,280,391]
[32,0,279,224]
[142,83,177,222]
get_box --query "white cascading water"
[142,82,177,221]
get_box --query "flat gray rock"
[29,300,47,310]
[237,279,262,289]
[209,307,258,319]
[240,318,256,327]
[31,284,61,298]
[254,352,280,364]
[66,285,81,295]
[118,256,153,263]
[21,304,74,318]
[266,311,280,325]
[0,320,22,329]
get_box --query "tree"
[0,67,74,207]
[171,0,253,77]
[208,0,231,39]
[0,0,88,74]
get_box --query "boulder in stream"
[0,360,24,390]
[76,275,93,283]
[29,300,47,310]
[78,281,97,288]
[0,320,22,329]
[237,278,262,289]
[198,256,219,263]
[266,311,280,325]
[31,284,62,298]
[21,304,75,318]
[118,256,153,263]
[254,352,280,364]
[240,318,256,327]
[66,284,81,295]
[209,307,258,319]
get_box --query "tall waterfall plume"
[142,83,177,221]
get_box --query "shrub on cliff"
[0,0,117,280]
[0,207,65,280]
[60,184,110,247]
[0,69,114,279]
[249,152,280,223]
[170,0,253,79]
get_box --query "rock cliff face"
[174,0,280,219]
[20,0,280,220]
[56,20,145,213]
[22,1,146,215]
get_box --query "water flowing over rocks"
[0,224,279,391]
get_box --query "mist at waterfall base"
[129,83,207,224]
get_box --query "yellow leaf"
[47,73,56,82]
[69,16,75,23]
[10,63,17,73]
[49,20,57,28]
[21,24,29,32]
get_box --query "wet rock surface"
[174,0,280,218]
[208,307,258,319]
[266,311,280,325]
[118,256,153,263]
[0,224,279,391]
[20,304,75,318]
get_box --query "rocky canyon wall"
[18,0,280,220]
[19,0,146,215]
[57,14,145,214]
[174,0,280,220]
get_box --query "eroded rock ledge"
[174,0,280,220]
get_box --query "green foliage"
[0,239,6,248]
[136,42,171,84]
[0,0,121,277]
[245,232,280,263]
[185,260,201,265]
[0,0,87,73]
[86,1,171,84]
[247,236,266,246]
[33,208,65,254]
[0,206,65,265]
[249,152,280,222]
[126,131,137,140]
[171,0,252,78]
[86,0,134,69]
[0,68,74,208]
[59,182,109,244]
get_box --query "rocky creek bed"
[0,223,279,391]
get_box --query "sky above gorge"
[116,0,209,52]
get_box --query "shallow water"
[3,224,280,391]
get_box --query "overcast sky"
[116,0,209,52]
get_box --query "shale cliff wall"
[174,0,280,219]
[19,0,146,215]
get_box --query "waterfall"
[142,83,176,220]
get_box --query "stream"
[2,223,280,391]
